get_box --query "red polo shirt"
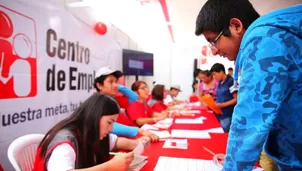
[127,101,153,123]
[151,101,168,113]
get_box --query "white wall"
[168,44,234,100]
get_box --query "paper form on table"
[154,156,220,171]
[171,129,211,139]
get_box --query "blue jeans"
[217,116,232,133]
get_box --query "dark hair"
[131,81,147,91]
[194,68,203,78]
[211,63,226,73]
[195,0,260,36]
[228,67,233,71]
[201,70,212,77]
[94,76,107,92]
[192,80,198,92]
[39,94,120,168]
[152,84,165,101]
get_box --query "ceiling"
[65,0,302,48]
[166,0,302,46]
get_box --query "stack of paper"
[153,118,174,129]
[175,116,206,124]
[171,130,211,139]
[157,118,174,124]
[163,139,188,149]
[186,102,201,107]
[175,118,203,124]
[149,130,171,139]
[141,124,159,130]
[184,110,202,114]
[154,156,220,171]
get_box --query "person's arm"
[223,36,291,170]
[114,137,138,151]
[135,118,155,126]
[118,84,138,103]
[217,92,237,108]
[112,122,139,137]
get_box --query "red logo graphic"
[0,5,37,99]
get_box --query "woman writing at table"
[127,81,168,127]
[33,94,149,171]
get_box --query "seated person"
[164,84,184,105]
[148,84,168,113]
[127,81,168,127]
[94,66,158,141]
[211,63,238,133]
[33,94,149,171]
[148,84,192,116]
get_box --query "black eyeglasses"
[208,30,224,50]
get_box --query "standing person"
[195,0,302,170]
[210,63,237,133]
[94,66,158,141]
[199,70,218,100]
[227,67,233,77]
[194,68,203,95]
[33,94,149,171]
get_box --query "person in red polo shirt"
[148,84,169,113]
[127,81,168,127]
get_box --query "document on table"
[175,116,206,124]
[185,110,202,114]
[205,127,224,133]
[171,129,211,139]
[154,156,220,171]
[163,139,188,149]
[149,130,171,139]
[157,118,174,124]
[153,118,174,129]
[141,124,159,130]
[175,118,203,124]
[186,102,201,107]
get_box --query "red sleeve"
[147,106,154,117]
[151,103,165,113]
[126,102,144,122]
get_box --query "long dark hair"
[39,93,120,168]
[152,84,165,101]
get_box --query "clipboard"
[200,94,222,114]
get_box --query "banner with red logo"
[0,1,122,169]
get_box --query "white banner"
[0,1,122,170]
